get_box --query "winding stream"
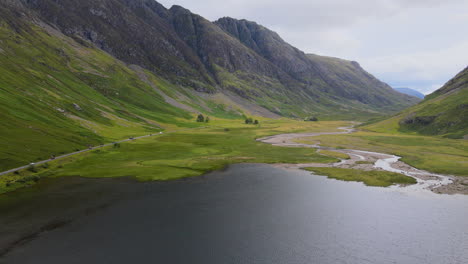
[257,126,456,194]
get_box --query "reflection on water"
[1,164,467,264]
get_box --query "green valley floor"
[1,118,467,195]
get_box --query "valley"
[0,0,467,263]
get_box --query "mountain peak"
[169,5,190,13]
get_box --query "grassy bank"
[305,167,417,187]
[0,120,349,194]
[297,131,468,176]
[318,150,350,160]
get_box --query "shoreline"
[257,127,468,195]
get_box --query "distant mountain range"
[394,88,425,99]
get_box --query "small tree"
[205,116,210,123]
[254,120,259,125]
[196,114,205,122]
[245,117,253,124]
[305,117,318,122]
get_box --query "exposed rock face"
[215,17,321,83]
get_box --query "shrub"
[27,165,37,173]
[305,117,318,121]
[196,114,205,122]
[205,116,210,123]
[24,175,40,182]
[254,120,259,125]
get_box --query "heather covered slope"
[365,67,468,139]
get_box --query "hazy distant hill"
[394,88,425,99]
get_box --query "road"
[1,125,213,177]
[0,133,162,177]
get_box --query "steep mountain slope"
[0,4,204,171]
[14,0,417,118]
[306,54,420,108]
[215,17,418,111]
[394,88,425,99]
[365,67,468,139]
[0,0,421,170]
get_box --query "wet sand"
[257,127,468,195]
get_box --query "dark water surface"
[0,164,467,264]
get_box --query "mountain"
[214,17,417,113]
[6,0,417,117]
[394,88,425,99]
[0,0,419,170]
[365,67,468,139]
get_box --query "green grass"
[0,20,254,172]
[355,161,374,165]
[0,120,348,194]
[318,150,350,160]
[305,167,417,187]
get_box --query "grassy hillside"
[0,17,230,171]
[6,0,418,119]
[365,67,468,139]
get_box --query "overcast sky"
[158,0,468,94]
